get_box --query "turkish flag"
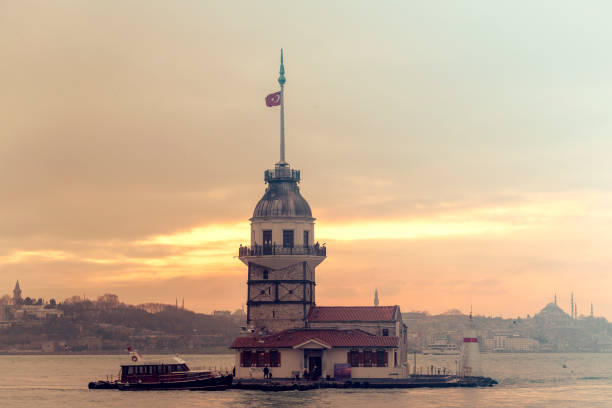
[265,91,281,107]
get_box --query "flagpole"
[278,49,286,164]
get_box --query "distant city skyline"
[1,1,611,319]
[0,280,601,322]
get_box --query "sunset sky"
[1,1,611,319]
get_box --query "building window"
[263,270,269,280]
[257,350,266,367]
[288,289,293,295]
[376,350,388,367]
[363,349,373,367]
[241,351,252,367]
[348,350,360,367]
[283,230,294,248]
[382,329,389,336]
[263,230,272,254]
[269,350,281,367]
[260,290,265,295]
[303,230,309,247]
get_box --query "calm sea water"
[1,353,611,408]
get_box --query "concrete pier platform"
[231,375,497,391]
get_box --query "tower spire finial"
[278,48,285,86]
[278,49,286,164]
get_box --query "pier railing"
[239,244,326,257]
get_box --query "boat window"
[126,366,133,375]
[146,365,151,374]
[181,364,188,371]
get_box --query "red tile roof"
[231,329,398,349]
[307,306,398,322]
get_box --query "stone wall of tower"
[247,261,316,333]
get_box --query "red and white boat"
[88,351,233,391]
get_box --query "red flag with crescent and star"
[265,91,281,107]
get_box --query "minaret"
[571,292,574,320]
[591,302,593,318]
[238,50,326,334]
[554,293,557,306]
[374,289,379,306]
[575,304,578,320]
[13,280,22,304]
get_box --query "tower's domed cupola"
[253,163,312,219]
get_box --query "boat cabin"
[119,358,201,383]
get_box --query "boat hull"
[117,374,233,391]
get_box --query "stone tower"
[13,280,22,304]
[238,51,326,334]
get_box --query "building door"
[308,356,322,380]
[263,230,272,255]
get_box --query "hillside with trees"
[0,294,245,353]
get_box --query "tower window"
[288,290,293,295]
[263,230,272,255]
[263,270,269,280]
[283,230,294,248]
[303,231,309,247]
[260,290,265,295]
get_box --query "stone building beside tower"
[231,52,407,380]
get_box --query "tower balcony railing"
[239,244,326,257]
[264,168,300,183]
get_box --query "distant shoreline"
[0,346,233,356]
